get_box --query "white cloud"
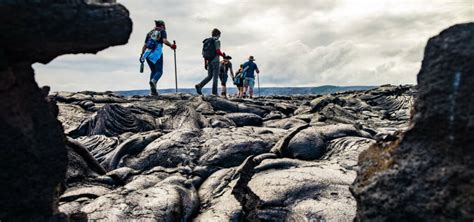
[34,0,474,91]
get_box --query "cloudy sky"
[34,0,473,92]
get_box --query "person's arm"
[216,49,225,57]
[256,64,260,74]
[141,33,149,56]
[141,44,147,55]
[163,38,176,50]
[214,39,225,57]
[229,63,234,79]
[204,59,208,70]
[161,30,176,50]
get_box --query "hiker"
[195,28,226,96]
[242,56,260,98]
[219,55,234,97]
[234,64,245,98]
[140,20,176,96]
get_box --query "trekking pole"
[173,40,178,93]
[257,73,261,97]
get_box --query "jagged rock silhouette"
[351,23,474,221]
[0,1,132,220]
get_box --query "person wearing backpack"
[219,55,234,97]
[242,56,260,99]
[195,28,226,96]
[234,64,245,98]
[140,20,176,96]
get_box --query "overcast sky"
[34,0,473,92]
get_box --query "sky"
[34,0,473,92]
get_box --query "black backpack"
[202,37,216,60]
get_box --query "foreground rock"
[0,1,132,221]
[53,84,414,221]
[352,23,474,221]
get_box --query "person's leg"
[197,61,214,92]
[150,56,163,95]
[151,56,164,83]
[147,58,155,81]
[211,60,219,95]
[243,78,249,97]
[222,85,227,97]
[249,78,255,98]
[220,72,228,97]
[146,59,157,95]
[219,72,224,96]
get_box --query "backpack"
[241,65,250,78]
[234,73,242,84]
[202,37,216,60]
[146,30,161,50]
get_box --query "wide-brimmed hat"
[249,56,255,61]
[224,55,232,60]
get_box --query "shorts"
[219,72,228,85]
[244,77,255,88]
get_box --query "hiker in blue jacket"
[140,20,176,96]
[242,56,260,98]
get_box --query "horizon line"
[112,84,388,92]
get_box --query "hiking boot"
[221,92,227,97]
[149,81,158,96]
[195,85,202,95]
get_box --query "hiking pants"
[147,55,163,82]
[197,59,219,95]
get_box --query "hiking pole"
[173,40,178,93]
[257,73,261,97]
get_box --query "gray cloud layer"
[35,0,473,91]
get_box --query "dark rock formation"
[106,131,163,171]
[209,115,237,128]
[65,138,107,184]
[205,96,269,117]
[352,23,474,221]
[159,100,209,130]
[225,112,263,126]
[0,1,132,64]
[0,1,132,220]
[264,117,307,129]
[70,104,155,137]
[81,176,199,221]
[53,84,414,221]
[273,124,370,160]
[0,64,68,221]
[77,135,120,167]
